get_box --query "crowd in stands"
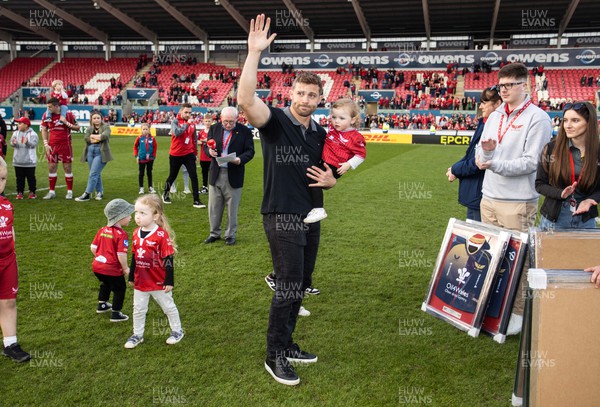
[11,53,598,117]
[131,54,240,107]
[118,108,248,127]
[360,112,477,131]
[22,77,124,106]
[580,73,600,87]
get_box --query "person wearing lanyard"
[475,62,552,337]
[447,86,502,221]
[203,107,255,246]
[536,101,600,230]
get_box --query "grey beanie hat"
[105,199,135,227]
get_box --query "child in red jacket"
[90,199,135,322]
[304,98,367,223]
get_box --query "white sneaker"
[95,192,103,201]
[166,330,184,345]
[183,187,191,194]
[512,393,523,406]
[506,313,523,336]
[170,184,177,193]
[149,187,156,193]
[65,190,73,200]
[139,187,145,195]
[124,335,144,349]
[298,306,311,317]
[43,190,56,200]
[304,208,327,224]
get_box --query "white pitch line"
[5,184,66,196]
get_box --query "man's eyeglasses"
[563,102,585,111]
[221,120,236,124]
[495,82,525,91]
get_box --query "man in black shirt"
[238,14,336,386]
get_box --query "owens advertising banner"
[257,48,600,69]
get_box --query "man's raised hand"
[248,14,277,53]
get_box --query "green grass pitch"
[1,133,519,406]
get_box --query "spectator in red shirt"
[40,98,80,200]
[161,103,205,209]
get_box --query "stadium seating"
[145,62,239,107]
[145,64,355,107]
[530,69,599,105]
[357,70,452,109]
[5,56,597,111]
[0,57,53,102]
[463,71,498,91]
[38,58,138,103]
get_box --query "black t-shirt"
[258,106,326,215]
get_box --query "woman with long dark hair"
[76,111,113,201]
[536,101,600,229]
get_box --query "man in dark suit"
[203,107,255,245]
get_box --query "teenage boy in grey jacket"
[476,62,552,335]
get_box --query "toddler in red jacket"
[304,98,367,223]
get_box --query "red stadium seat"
[0,57,54,101]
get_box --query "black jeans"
[94,273,126,311]
[164,154,199,201]
[14,166,36,194]
[200,160,211,187]
[263,213,320,357]
[138,161,154,188]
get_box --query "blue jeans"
[539,200,597,230]
[86,144,106,194]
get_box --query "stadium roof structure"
[0,0,598,44]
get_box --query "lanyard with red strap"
[497,100,532,144]
[144,136,150,160]
[568,149,583,212]
[222,129,233,151]
[569,150,583,185]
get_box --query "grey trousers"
[208,168,242,239]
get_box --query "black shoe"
[110,311,129,322]
[75,192,91,202]
[225,237,236,245]
[162,194,171,204]
[97,302,112,313]
[200,186,208,194]
[204,236,220,244]
[193,200,206,209]
[3,343,31,363]
[284,343,318,364]
[265,356,300,386]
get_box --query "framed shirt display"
[467,220,529,343]
[422,218,510,337]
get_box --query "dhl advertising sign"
[110,126,157,137]
[361,132,412,144]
